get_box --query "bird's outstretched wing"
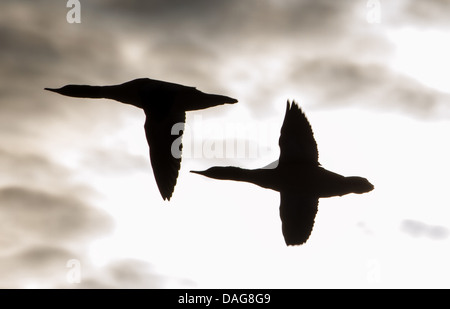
[279,191,318,245]
[144,111,185,201]
[279,101,319,165]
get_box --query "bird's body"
[45,78,237,200]
[192,101,373,246]
[46,78,236,113]
[202,164,366,197]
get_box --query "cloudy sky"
[1,0,450,288]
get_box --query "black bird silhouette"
[191,101,373,245]
[45,78,237,201]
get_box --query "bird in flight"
[191,101,374,245]
[45,78,237,201]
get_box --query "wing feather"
[280,191,318,245]
[279,101,319,165]
[144,111,185,200]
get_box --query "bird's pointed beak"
[190,170,213,178]
[44,84,103,99]
[44,87,61,94]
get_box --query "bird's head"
[346,176,374,194]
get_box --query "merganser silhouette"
[45,78,237,201]
[191,101,373,245]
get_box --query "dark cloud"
[0,25,126,142]
[83,0,362,98]
[88,0,450,119]
[0,186,114,249]
[0,148,69,187]
[3,0,444,120]
[0,246,182,288]
[0,179,110,288]
[401,219,449,240]
[0,183,178,288]
[101,0,355,38]
[0,245,75,288]
[288,58,450,118]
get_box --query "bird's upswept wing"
[144,111,185,201]
[278,101,319,165]
[279,192,318,245]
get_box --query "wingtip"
[286,100,300,110]
[284,238,309,246]
[156,182,175,201]
[161,191,173,201]
[286,242,304,247]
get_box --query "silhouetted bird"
[45,78,237,200]
[191,101,373,245]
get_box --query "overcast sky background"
[1,0,450,288]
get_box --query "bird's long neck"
[192,167,275,190]
[99,85,142,107]
[45,84,142,108]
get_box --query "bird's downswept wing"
[279,101,319,165]
[279,191,319,245]
[144,111,186,201]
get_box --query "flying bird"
[191,101,373,245]
[45,78,237,201]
